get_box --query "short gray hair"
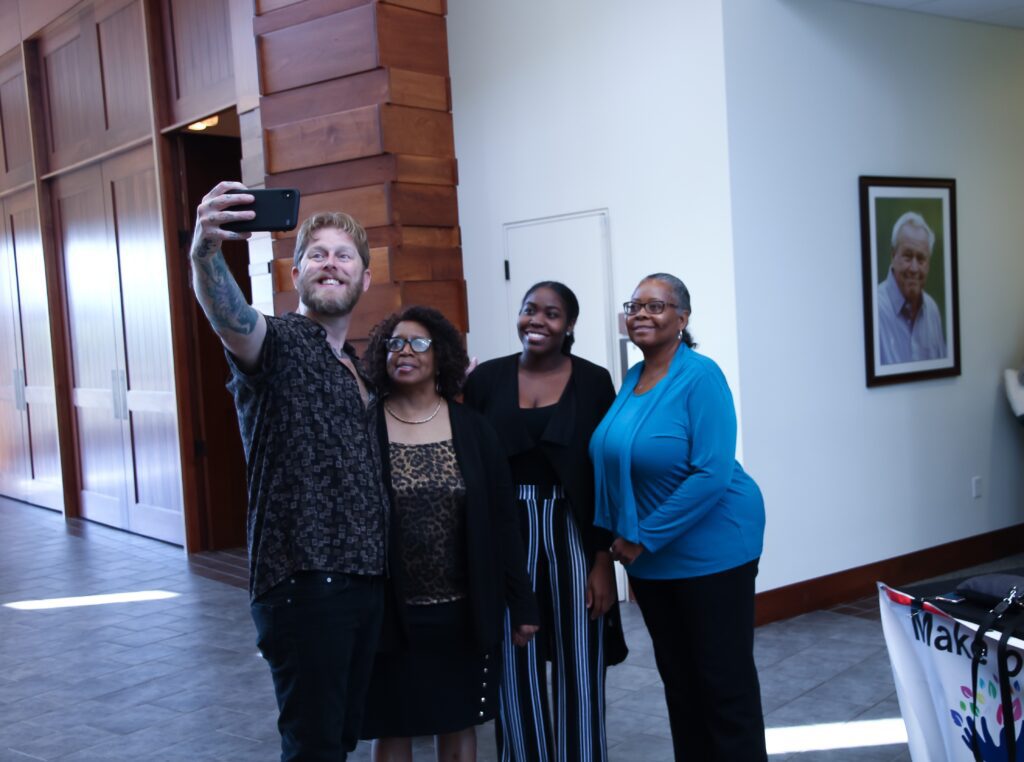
[642,272,696,348]
[891,212,935,253]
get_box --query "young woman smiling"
[463,282,626,762]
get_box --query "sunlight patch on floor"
[3,590,180,610]
[766,717,908,753]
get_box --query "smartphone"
[222,188,301,233]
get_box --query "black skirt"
[360,598,500,739]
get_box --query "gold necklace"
[384,398,443,424]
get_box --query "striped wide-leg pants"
[496,484,608,762]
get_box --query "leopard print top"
[389,440,468,605]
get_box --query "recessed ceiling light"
[187,115,220,131]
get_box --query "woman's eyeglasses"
[623,300,678,316]
[386,336,433,353]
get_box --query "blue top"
[877,270,946,365]
[589,344,764,579]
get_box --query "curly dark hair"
[362,305,469,399]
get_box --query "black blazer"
[376,401,539,652]
[463,353,628,666]
[462,353,616,563]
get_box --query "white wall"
[448,0,1024,595]
[447,0,743,404]
[723,0,1024,590]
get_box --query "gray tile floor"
[1,496,1003,760]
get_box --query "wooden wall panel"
[161,0,234,126]
[258,3,447,95]
[375,4,447,77]
[41,20,106,168]
[391,183,457,226]
[259,68,447,130]
[228,0,260,113]
[389,245,461,281]
[8,190,63,509]
[254,0,370,36]
[298,184,390,229]
[0,74,30,175]
[265,104,453,174]
[383,0,445,14]
[347,282,401,336]
[254,0,465,336]
[388,69,449,111]
[266,155,456,194]
[0,50,32,189]
[18,0,79,38]
[260,68,388,128]
[258,4,377,95]
[380,104,453,157]
[265,104,382,173]
[400,278,466,331]
[0,0,20,57]
[36,2,154,172]
[256,0,306,15]
[97,2,150,142]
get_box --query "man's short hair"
[890,211,935,254]
[293,212,370,269]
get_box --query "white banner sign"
[878,583,1024,761]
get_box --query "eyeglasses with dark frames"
[622,300,678,316]
[385,336,433,353]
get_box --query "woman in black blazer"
[463,281,626,762]
[359,305,539,762]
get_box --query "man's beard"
[297,276,363,317]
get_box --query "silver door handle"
[13,368,25,411]
[111,369,123,420]
[118,369,128,420]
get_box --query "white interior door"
[502,209,619,385]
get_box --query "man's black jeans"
[251,572,384,762]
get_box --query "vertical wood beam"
[141,0,200,553]
[251,0,465,334]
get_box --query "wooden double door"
[53,144,184,544]
[0,189,63,510]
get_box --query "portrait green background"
[874,196,947,327]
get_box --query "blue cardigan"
[589,344,764,579]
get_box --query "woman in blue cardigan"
[589,273,767,760]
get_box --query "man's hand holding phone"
[191,181,257,260]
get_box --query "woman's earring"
[677,330,684,341]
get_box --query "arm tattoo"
[191,236,219,261]
[191,249,259,335]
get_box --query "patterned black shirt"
[226,313,388,599]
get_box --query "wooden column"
[251,0,465,339]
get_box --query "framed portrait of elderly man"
[859,176,961,387]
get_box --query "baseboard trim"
[755,522,1024,626]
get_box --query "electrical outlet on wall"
[971,476,983,499]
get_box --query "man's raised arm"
[190,181,266,372]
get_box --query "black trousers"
[251,571,384,762]
[629,560,766,762]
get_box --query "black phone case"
[223,188,301,233]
